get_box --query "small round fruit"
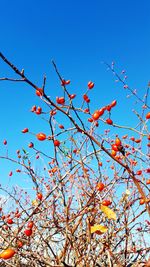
[99,108,105,116]
[92,111,100,121]
[139,198,145,205]
[36,88,43,97]
[106,105,111,112]
[36,133,46,141]
[3,139,7,145]
[37,192,43,201]
[56,97,65,105]
[22,128,29,133]
[36,109,42,115]
[17,240,23,248]
[31,105,37,112]
[136,170,142,175]
[61,79,70,86]
[111,144,119,152]
[111,150,117,156]
[24,228,32,236]
[54,140,60,147]
[7,218,13,224]
[146,112,150,119]
[83,94,88,101]
[65,80,70,85]
[27,221,34,229]
[134,139,141,143]
[111,100,117,107]
[102,199,112,206]
[88,118,93,122]
[106,118,113,125]
[115,137,122,146]
[69,94,76,99]
[96,182,105,192]
[59,124,64,129]
[16,169,21,173]
[0,248,15,260]
[28,142,34,148]
[85,97,90,103]
[88,81,94,89]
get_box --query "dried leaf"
[32,199,38,206]
[90,224,108,234]
[100,205,117,220]
[125,189,130,195]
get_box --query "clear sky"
[0,0,150,192]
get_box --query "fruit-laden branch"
[0,51,149,216]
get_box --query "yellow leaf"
[32,199,38,206]
[90,224,108,234]
[125,189,130,196]
[100,205,117,220]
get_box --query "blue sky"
[0,0,150,192]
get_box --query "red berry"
[139,198,145,205]
[146,179,150,185]
[27,221,34,229]
[7,218,13,224]
[59,124,64,129]
[31,105,37,112]
[36,107,42,115]
[134,139,141,143]
[54,140,60,147]
[111,100,117,107]
[115,137,122,146]
[36,133,46,141]
[37,192,43,201]
[88,118,93,123]
[24,228,32,236]
[17,240,23,248]
[22,128,29,133]
[56,97,65,105]
[106,105,112,112]
[111,144,119,152]
[61,79,70,86]
[3,139,7,145]
[146,112,150,119]
[65,80,70,85]
[16,169,21,173]
[84,108,89,113]
[136,170,142,175]
[61,79,66,86]
[111,150,117,156]
[0,248,15,260]
[88,81,94,89]
[28,142,34,148]
[36,88,43,97]
[83,94,88,101]
[99,108,105,116]
[102,199,112,206]
[85,98,90,103]
[92,110,101,121]
[106,118,113,125]
[96,182,105,192]
[69,94,76,99]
